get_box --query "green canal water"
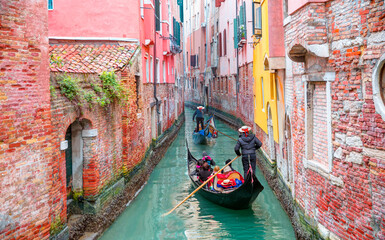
[100,109,296,240]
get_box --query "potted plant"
[238,25,246,46]
[239,25,246,39]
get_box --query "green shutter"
[243,2,247,37]
[233,18,238,48]
[239,5,244,27]
[48,0,53,9]
[179,0,184,22]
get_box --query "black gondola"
[192,116,218,145]
[187,142,264,210]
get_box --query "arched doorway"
[64,119,93,200]
[267,105,276,161]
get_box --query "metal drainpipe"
[154,3,160,118]
[236,0,239,107]
[205,0,208,110]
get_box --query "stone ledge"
[303,158,344,187]
[81,177,125,214]
[82,129,98,138]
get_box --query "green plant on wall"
[50,85,57,99]
[50,215,65,236]
[99,71,124,101]
[58,74,81,102]
[56,71,126,110]
[72,190,83,202]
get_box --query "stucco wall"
[48,0,140,39]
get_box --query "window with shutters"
[252,1,262,38]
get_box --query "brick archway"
[64,118,94,200]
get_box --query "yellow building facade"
[252,0,279,142]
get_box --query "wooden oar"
[217,129,238,141]
[163,155,240,216]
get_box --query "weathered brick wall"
[208,63,255,127]
[284,1,385,239]
[50,72,126,198]
[142,82,182,145]
[0,0,57,239]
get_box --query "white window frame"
[372,53,385,122]
[156,58,160,83]
[163,60,166,83]
[146,57,149,83]
[140,0,144,19]
[150,56,153,83]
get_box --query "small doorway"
[65,127,72,199]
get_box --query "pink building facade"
[184,0,255,127]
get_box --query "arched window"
[372,53,385,122]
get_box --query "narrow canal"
[100,108,296,239]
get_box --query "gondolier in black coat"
[234,126,262,178]
[193,106,205,132]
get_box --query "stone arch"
[288,44,307,62]
[267,104,276,161]
[372,52,385,122]
[288,42,329,63]
[64,118,95,200]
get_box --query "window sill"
[303,158,343,187]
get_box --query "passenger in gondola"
[197,162,212,185]
[193,106,205,132]
[211,166,223,192]
[196,159,204,173]
[202,151,216,166]
[221,159,235,173]
[234,126,262,178]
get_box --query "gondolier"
[234,126,262,178]
[192,106,205,132]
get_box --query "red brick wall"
[142,82,183,146]
[285,1,385,239]
[0,0,57,239]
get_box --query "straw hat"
[197,106,205,110]
[238,126,252,133]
